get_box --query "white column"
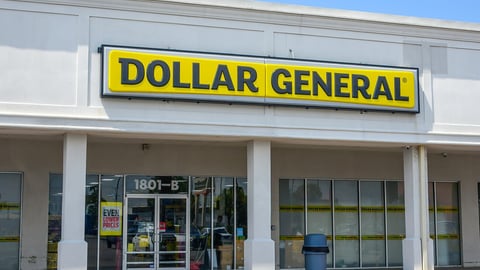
[245,140,275,270]
[402,146,434,270]
[58,133,88,270]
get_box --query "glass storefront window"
[432,182,461,266]
[85,175,99,270]
[99,175,124,270]
[306,180,332,267]
[385,181,405,266]
[334,181,359,268]
[213,177,234,270]
[428,182,436,264]
[190,177,247,270]
[279,179,305,269]
[47,174,62,269]
[0,173,22,270]
[360,181,385,267]
[191,177,211,269]
[236,178,248,269]
[278,179,464,269]
[279,179,406,269]
[49,174,246,270]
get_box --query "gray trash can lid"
[304,234,327,247]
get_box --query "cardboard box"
[217,245,233,269]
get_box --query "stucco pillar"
[403,146,434,270]
[58,133,88,270]
[245,140,275,270]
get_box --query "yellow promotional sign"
[100,202,122,236]
[101,45,419,112]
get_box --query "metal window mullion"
[96,174,101,270]
[457,182,462,267]
[332,180,336,268]
[210,177,215,270]
[19,173,24,270]
[122,176,128,270]
[433,181,438,266]
[233,177,237,270]
[358,180,362,268]
[123,175,126,270]
[155,197,160,268]
[384,181,388,267]
[186,177,191,269]
[305,179,308,235]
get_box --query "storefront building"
[1,0,480,269]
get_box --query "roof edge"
[10,0,480,33]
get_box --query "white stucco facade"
[1,0,480,269]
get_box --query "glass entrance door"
[124,195,188,270]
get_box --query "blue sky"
[261,0,480,23]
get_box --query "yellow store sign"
[101,45,419,112]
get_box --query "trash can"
[302,234,329,270]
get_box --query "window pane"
[85,175,99,270]
[236,178,247,269]
[48,174,62,270]
[386,181,405,266]
[334,181,359,268]
[99,175,124,270]
[0,173,22,270]
[191,177,211,229]
[213,177,235,270]
[191,177,212,269]
[435,182,460,266]
[428,182,436,264]
[360,181,385,267]
[191,176,246,270]
[306,179,332,267]
[190,177,208,270]
[279,179,305,269]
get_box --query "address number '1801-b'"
[133,179,179,191]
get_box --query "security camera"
[441,152,448,158]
